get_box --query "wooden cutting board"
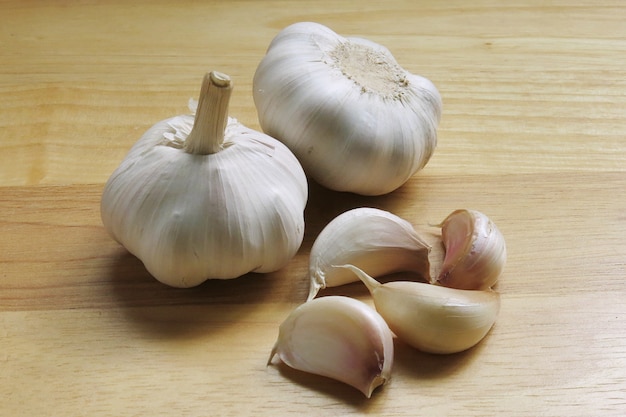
[1,1,624,415]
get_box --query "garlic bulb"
[253,22,442,196]
[268,296,394,398]
[101,71,308,288]
[436,209,506,290]
[308,207,431,300]
[340,265,500,354]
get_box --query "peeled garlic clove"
[340,265,500,354]
[308,207,431,301]
[436,209,506,290]
[268,296,394,398]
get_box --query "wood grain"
[1,1,625,416]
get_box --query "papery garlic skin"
[101,72,308,288]
[308,207,431,300]
[340,265,500,354]
[436,209,507,290]
[253,22,442,196]
[268,296,394,398]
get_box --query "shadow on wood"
[106,249,286,338]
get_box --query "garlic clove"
[436,209,507,290]
[339,264,500,354]
[268,295,394,398]
[308,207,431,301]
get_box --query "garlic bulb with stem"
[308,207,431,301]
[338,264,500,354]
[268,295,394,398]
[101,71,308,288]
[435,209,506,290]
[253,22,442,196]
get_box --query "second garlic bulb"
[253,22,442,196]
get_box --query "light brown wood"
[1,1,625,415]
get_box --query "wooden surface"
[1,1,625,415]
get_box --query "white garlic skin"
[436,209,507,290]
[268,296,394,398]
[253,22,442,196]
[308,207,431,300]
[340,265,500,354]
[101,115,307,288]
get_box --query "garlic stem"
[184,71,233,155]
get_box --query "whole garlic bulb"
[253,22,442,196]
[101,72,308,288]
